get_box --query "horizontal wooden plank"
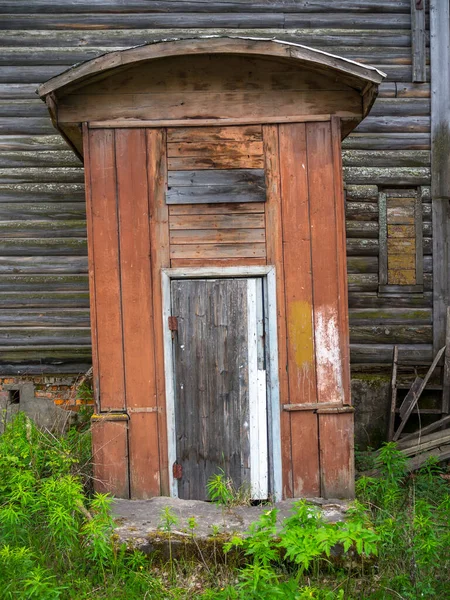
[170,242,266,259]
[349,308,432,325]
[169,228,265,244]
[348,273,378,292]
[347,256,378,273]
[387,224,415,237]
[167,141,264,158]
[0,309,90,327]
[346,202,378,221]
[370,98,430,117]
[166,185,266,204]
[0,220,86,237]
[0,84,42,99]
[168,202,264,215]
[350,324,432,344]
[344,166,430,185]
[0,12,412,30]
[0,274,88,291]
[0,238,87,255]
[346,238,378,256]
[349,292,432,308]
[345,185,378,201]
[342,150,430,168]
[167,125,262,142]
[343,133,430,151]
[0,134,68,151]
[0,66,67,83]
[0,117,55,135]
[168,168,264,187]
[168,154,264,170]
[0,1,412,15]
[0,29,414,49]
[355,116,430,134]
[0,345,91,361]
[166,169,266,204]
[350,344,433,365]
[0,99,49,117]
[0,183,84,202]
[0,327,91,345]
[0,202,86,220]
[0,291,89,308]
[170,257,266,268]
[0,256,87,274]
[0,167,84,183]
[0,150,82,168]
[169,213,265,230]
[346,221,378,238]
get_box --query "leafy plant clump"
[0,412,168,599]
[1,412,450,599]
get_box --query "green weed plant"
[1,413,450,599]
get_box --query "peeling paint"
[315,307,344,401]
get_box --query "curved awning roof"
[37,36,385,157]
[38,36,385,99]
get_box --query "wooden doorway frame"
[161,266,282,501]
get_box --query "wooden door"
[171,277,268,501]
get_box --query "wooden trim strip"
[91,413,129,421]
[88,115,332,129]
[283,401,346,412]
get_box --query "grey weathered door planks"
[170,277,267,500]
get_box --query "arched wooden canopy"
[37,36,385,158]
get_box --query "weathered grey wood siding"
[0,0,432,374]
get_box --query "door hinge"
[168,316,178,331]
[172,461,182,480]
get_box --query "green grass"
[0,412,449,599]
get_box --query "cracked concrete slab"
[112,496,350,555]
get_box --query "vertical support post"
[430,0,450,353]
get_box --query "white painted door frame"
[161,266,282,501]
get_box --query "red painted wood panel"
[307,122,344,407]
[83,123,100,411]
[91,418,129,498]
[115,128,160,497]
[88,129,125,411]
[319,412,355,499]
[147,128,170,495]
[263,124,293,498]
[279,122,320,497]
[331,117,351,406]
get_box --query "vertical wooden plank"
[307,121,344,406]
[430,0,450,353]
[91,417,129,498]
[378,192,388,287]
[147,128,170,494]
[88,128,125,411]
[279,122,320,497]
[263,124,292,498]
[318,412,354,499]
[411,0,427,83]
[307,121,353,498]
[115,128,160,498]
[331,117,350,406]
[82,123,100,413]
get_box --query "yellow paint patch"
[288,300,314,367]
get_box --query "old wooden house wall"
[0,0,431,376]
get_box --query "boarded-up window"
[378,189,423,294]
